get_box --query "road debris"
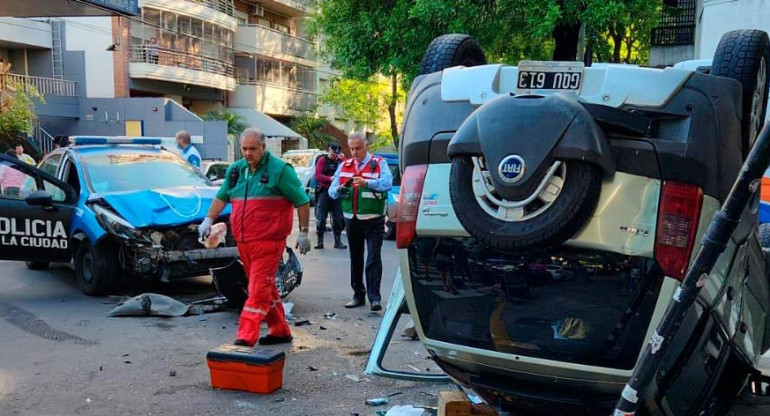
[169,370,177,377]
[365,397,389,406]
[384,406,426,416]
[319,325,327,330]
[323,312,337,319]
[294,319,311,327]
[407,365,421,372]
[345,374,361,382]
[386,392,403,398]
[308,366,318,372]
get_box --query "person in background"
[15,143,35,165]
[175,130,201,169]
[329,132,392,311]
[313,142,347,250]
[199,128,311,347]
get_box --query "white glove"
[295,231,311,255]
[198,217,213,241]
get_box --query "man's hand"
[352,177,367,187]
[198,217,213,241]
[295,231,311,255]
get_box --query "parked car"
[0,137,238,296]
[396,32,770,415]
[201,160,230,185]
[375,153,401,239]
[282,149,324,205]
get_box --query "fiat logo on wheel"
[498,155,526,184]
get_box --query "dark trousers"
[315,189,345,235]
[346,216,385,303]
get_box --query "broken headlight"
[92,204,149,242]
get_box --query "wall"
[27,50,54,78]
[696,0,770,59]
[0,17,52,49]
[63,17,115,98]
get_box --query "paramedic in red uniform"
[199,128,311,346]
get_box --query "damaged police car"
[0,137,237,296]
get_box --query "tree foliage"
[288,114,335,149]
[202,109,248,138]
[0,72,43,152]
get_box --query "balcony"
[236,24,317,64]
[181,0,235,17]
[142,0,237,31]
[129,45,236,91]
[1,73,77,96]
[230,81,317,115]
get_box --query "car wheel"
[211,259,248,308]
[384,216,396,240]
[418,34,487,76]
[74,240,117,296]
[712,29,770,157]
[25,261,50,270]
[450,156,602,253]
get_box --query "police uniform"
[216,151,309,346]
[329,153,392,308]
[313,152,345,248]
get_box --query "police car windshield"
[81,151,209,193]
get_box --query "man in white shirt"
[175,131,201,169]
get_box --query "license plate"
[515,61,584,95]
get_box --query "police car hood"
[97,186,231,228]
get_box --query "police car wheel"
[25,261,50,270]
[450,156,602,252]
[75,240,117,296]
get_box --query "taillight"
[655,182,703,280]
[396,164,428,249]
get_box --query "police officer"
[329,132,392,311]
[313,142,347,250]
[175,130,201,169]
[199,128,312,346]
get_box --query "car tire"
[75,240,117,296]
[384,217,396,240]
[25,261,50,270]
[211,259,248,308]
[711,29,770,157]
[450,157,602,252]
[418,34,487,76]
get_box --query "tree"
[319,77,405,144]
[0,62,43,153]
[289,114,335,149]
[202,109,248,138]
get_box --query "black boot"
[333,234,347,249]
[314,233,324,249]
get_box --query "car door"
[0,154,77,263]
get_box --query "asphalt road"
[0,230,452,416]
[2,222,769,416]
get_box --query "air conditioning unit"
[250,4,264,16]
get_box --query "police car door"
[0,154,76,263]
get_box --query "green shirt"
[216,151,310,207]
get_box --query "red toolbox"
[206,344,285,394]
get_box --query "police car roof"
[68,144,170,156]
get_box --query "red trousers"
[236,239,291,345]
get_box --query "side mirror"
[25,190,53,206]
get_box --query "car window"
[0,159,66,202]
[388,163,401,186]
[80,151,210,193]
[40,153,62,177]
[208,164,227,180]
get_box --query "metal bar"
[614,123,770,414]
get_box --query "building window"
[651,0,696,46]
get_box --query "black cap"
[329,142,342,153]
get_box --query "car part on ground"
[211,246,303,307]
[364,269,449,382]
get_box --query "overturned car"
[395,31,770,415]
[0,138,239,296]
